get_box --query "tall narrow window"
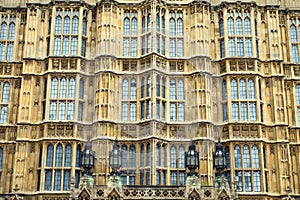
[68,78,75,98]
[46,144,54,167]
[140,145,144,167]
[156,144,160,166]
[55,16,62,34]
[62,38,69,55]
[170,18,175,36]
[54,37,61,55]
[219,19,224,37]
[146,143,150,166]
[170,146,176,168]
[58,102,65,120]
[124,17,130,35]
[248,79,255,99]
[72,16,79,34]
[8,23,15,40]
[239,79,246,99]
[234,145,241,168]
[71,37,78,55]
[231,79,238,99]
[222,80,227,100]
[2,82,10,103]
[228,18,234,35]
[170,80,176,100]
[178,146,185,168]
[245,171,252,192]
[82,18,87,36]
[64,16,70,34]
[65,144,72,167]
[244,18,251,35]
[292,45,299,63]
[253,171,261,192]
[243,145,250,168]
[122,79,129,100]
[6,44,13,61]
[0,147,2,170]
[79,78,84,99]
[55,144,63,167]
[177,18,183,36]
[67,102,74,120]
[60,78,67,98]
[130,79,136,100]
[121,145,127,168]
[229,39,235,56]
[54,170,61,191]
[132,18,137,35]
[0,22,7,40]
[290,25,297,42]
[129,145,136,168]
[236,18,242,35]
[252,145,259,168]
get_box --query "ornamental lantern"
[81,140,95,175]
[185,141,199,176]
[109,138,122,175]
[213,140,226,173]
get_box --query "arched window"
[170,79,176,100]
[234,145,241,168]
[55,16,62,34]
[65,144,72,167]
[219,19,224,37]
[82,18,87,36]
[225,146,230,168]
[248,79,255,99]
[60,77,67,98]
[62,37,69,55]
[243,145,250,168]
[170,146,176,168]
[8,23,15,40]
[124,17,130,35]
[231,79,238,99]
[79,79,84,99]
[156,13,160,31]
[252,145,259,168]
[130,79,136,100]
[244,18,251,35]
[54,37,61,55]
[161,145,166,167]
[147,76,151,96]
[178,146,185,168]
[147,14,151,31]
[72,16,79,34]
[2,82,10,103]
[142,16,146,33]
[228,18,234,35]
[46,144,54,167]
[162,77,165,98]
[291,25,297,42]
[222,80,227,100]
[177,18,183,36]
[75,145,81,167]
[146,143,150,166]
[140,144,144,167]
[170,18,175,36]
[141,78,145,98]
[132,18,137,35]
[122,79,128,100]
[0,22,7,39]
[156,143,160,166]
[129,145,136,168]
[162,15,165,34]
[156,75,160,96]
[51,78,58,98]
[6,44,13,61]
[296,85,300,104]
[239,79,246,99]
[64,16,70,34]
[178,79,184,100]
[121,145,127,168]
[236,17,242,35]
[0,147,2,170]
[68,78,75,98]
[55,144,63,167]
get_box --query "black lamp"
[213,140,226,176]
[185,141,199,176]
[81,140,95,175]
[109,138,122,175]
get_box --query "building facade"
[0,0,299,199]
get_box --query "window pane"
[122,103,128,121]
[239,79,246,99]
[240,103,247,121]
[63,170,71,190]
[2,82,10,103]
[170,80,176,100]
[232,103,238,121]
[244,171,252,192]
[58,102,65,120]
[177,18,183,36]
[228,18,234,35]
[292,45,299,63]
[46,145,54,166]
[229,38,235,56]
[290,25,297,42]
[68,78,75,98]
[0,44,4,60]
[51,78,58,98]
[54,170,61,191]
[55,16,62,34]
[252,145,259,168]
[44,170,52,191]
[254,171,261,192]
[130,79,136,100]
[236,18,242,35]
[122,79,128,100]
[129,145,136,167]
[243,145,250,168]
[237,38,244,57]
[72,17,79,34]
[6,44,13,61]
[231,79,238,99]
[250,103,256,121]
[170,146,176,168]
[67,101,74,120]
[235,171,242,192]
[178,146,185,168]
[124,18,130,35]
[178,103,184,122]
[234,145,241,168]
[222,80,227,100]
[245,18,251,35]
[62,37,69,55]
[130,103,136,121]
[170,103,176,121]
[54,37,61,55]
[49,101,57,120]
[248,79,255,99]
[8,23,15,40]
[246,39,252,57]
[132,18,137,35]
[64,17,70,34]
[0,23,7,40]
[219,19,224,36]
[65,144,72,167]
[55,144,63,166]
[60,77,67,98]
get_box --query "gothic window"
[63,170,71,190]
[161,145,166,167]
[246,39,252,56]
[54,170,61,190]
[220,40,225,58]
[142,16,145,33]
[72,16,79,34]
[244,18,251,35]
[122,79,129,100]
[121,145,127,168]
[170,146,176,168]
[243,145,250,168]
[232,103,238,121]
[68,78,75,98]
[156,144,160,166]
[8,23,15,40]
[156,13,160,31]
[0,20,7,39]
[169,11,184,57]
[241,103,247,121]
[67,102,74,120]
[54,37,61,55]
[44,170,52,190]
[225,146,230,168]
[169,39,175,57]
[55,144,63,167]
[229,38,235,56]
[49,101,57,120]
[236,17,242,35]
[75,145,81,167]
[290,25,297,42]
[122,78,137,121]
[130,79,136,100]
[239,79,246,99]
[55,15,62,34]
[177,18,183,36]
[147,76,151,97]
[46,144,54,167]
[140,144,144,167]
[228,17,234,35]
[79,78,84,99]
[146,143,150,166]
[220,19,224,37]
[0,44,4,60]
[64,16,70,34]
[222,81,227,100]
[2,82,10,103]
[60,77,67,98]
[248,79,255,99]
[178,146,185,168]
[147,14,151,31]
[170,18,175,36]
[235,171,242,192]
[82,18,87,36]
[249,103,256,121]
[237,38,244,56]
[156,75,160,96]
[58,102,65,120]
[132,17,137,35]
[62,37,69,55]
[129,145,136,168]
[252,145,259,168]
[179,172,185,185]
[64,144,72,167]
[81,39,86,57]
[170,79,176,100]
[124,17,130,35]
[6,44,13,61]
[234,145,241,168]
